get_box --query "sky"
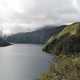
[0,0,80,35]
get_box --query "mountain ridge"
[6,25,65,44]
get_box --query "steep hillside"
[43,22,80,55]
[40,22,80,80]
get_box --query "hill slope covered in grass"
[40,22,80,80]
[43,22,80,55]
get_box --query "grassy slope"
[43,22,80,54]
[40,22,80,80]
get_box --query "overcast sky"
[0,0,80,34]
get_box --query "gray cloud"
[0,0,80,34]
[11,0,80,25]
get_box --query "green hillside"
[43,22,80,55]
[40,22,80,80]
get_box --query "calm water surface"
[0,44,52,80]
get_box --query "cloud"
[0,0,80,34]
[10,0,80,25]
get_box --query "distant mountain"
[7,25,65,44]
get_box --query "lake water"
[0,44,52,80]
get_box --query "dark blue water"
[0,44,52,80]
